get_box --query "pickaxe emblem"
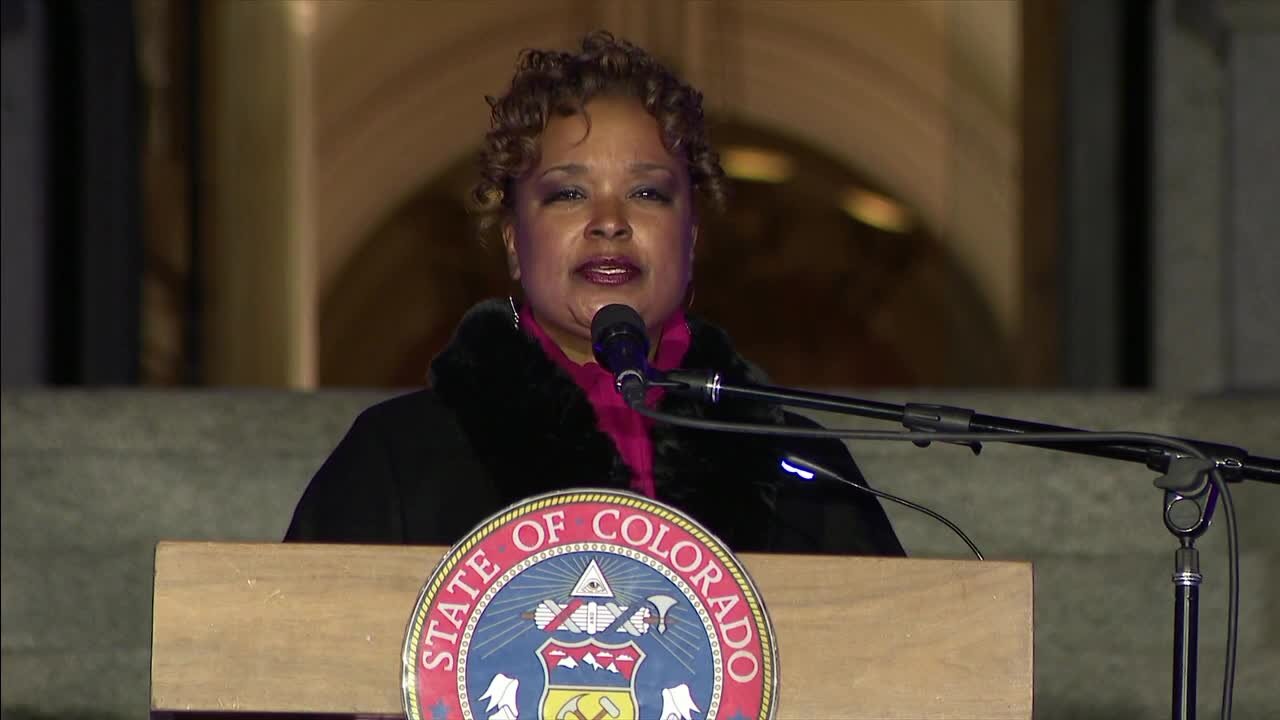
[554,693,623,720]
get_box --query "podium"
[150,542,1032,719]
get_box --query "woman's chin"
[573,288,647,318]
[573,295,681,335]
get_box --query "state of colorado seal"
[403,490,777,720]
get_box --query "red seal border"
[401,489,778,720]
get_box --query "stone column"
[1152,0,1279,391]
[201,0,317,387]
[1222,0,1280,389]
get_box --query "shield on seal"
[536,637,645,720]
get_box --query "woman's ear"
[502,221,521,281]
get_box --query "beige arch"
[308,1,1019,328]
[203,1,1019,386]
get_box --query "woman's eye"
[544,188,585,203]
[632,187,671,203]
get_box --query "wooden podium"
[150,542,1032,719]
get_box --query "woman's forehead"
[537,97,678,169]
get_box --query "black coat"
[285,300,904,556]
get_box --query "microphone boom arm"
[656,370,1280,485]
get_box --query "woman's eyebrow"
[537,161,675,180]
[538,163,588,179]
[629,162,675,176]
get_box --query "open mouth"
[575,257,641,286]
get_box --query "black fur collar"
[428,299,787,548]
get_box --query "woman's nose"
[586,199,632,241]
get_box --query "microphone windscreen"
[591,304,645,346]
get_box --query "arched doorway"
[319,122,1007,388]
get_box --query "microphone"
[591,304,651,406]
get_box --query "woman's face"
[503,96,697,363]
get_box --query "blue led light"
[780,459,816,481]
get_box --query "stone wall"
[2,390,1277,718]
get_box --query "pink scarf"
[520,306,691,498]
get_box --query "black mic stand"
[1156,456,1220,720]
[653,371,1276,720]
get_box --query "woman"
[286,32,904,557]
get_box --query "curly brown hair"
[473,31,726,242]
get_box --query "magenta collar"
[519,306,690,498]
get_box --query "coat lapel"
[650,316,787,549]
[429,300,786,549]
[429,300,632,503]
